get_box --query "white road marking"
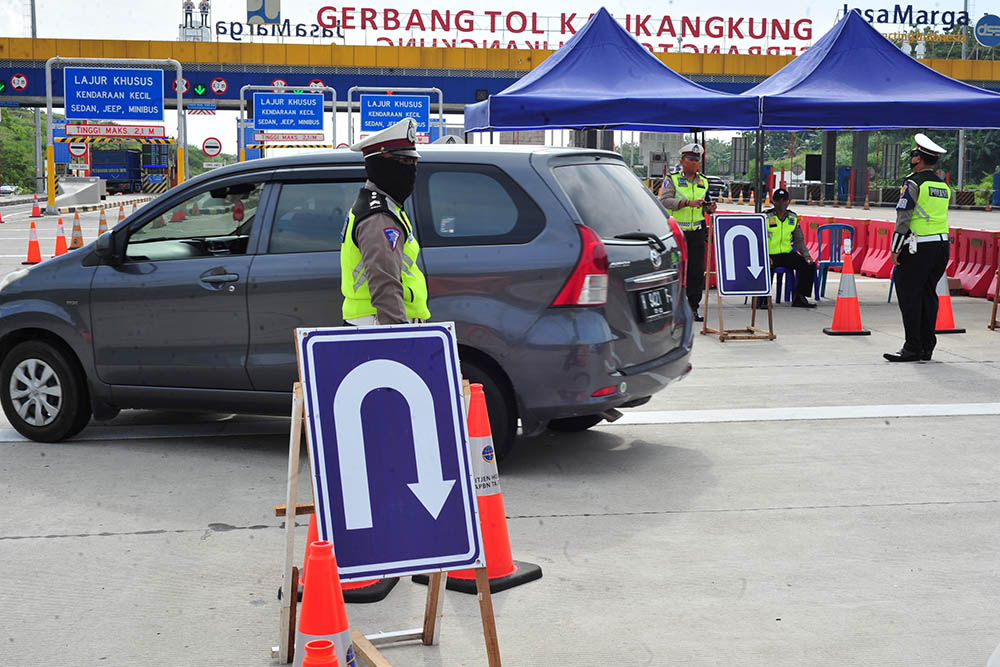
[614,402,1000,425]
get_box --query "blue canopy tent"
[463,8,759,133]
[745,9,1000,130]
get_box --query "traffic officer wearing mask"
[658,143,717,322]
[342,117,430,326]
[884,133,950,363]
[762,188,817,309]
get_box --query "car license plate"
[638,287,671,321]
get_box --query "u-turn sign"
[296,323,483,581]
[713,213,771,296]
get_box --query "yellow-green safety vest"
[341,200,430,321]
[766,211,799,255]
[669,172,708,229]
[911,179,950,236]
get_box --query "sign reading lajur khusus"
[63,67,164,121]
[252,92,324,130]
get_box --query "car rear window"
[554,163,670,238]
[268,181,361,254]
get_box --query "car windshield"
[554,162,670,238]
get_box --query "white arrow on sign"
[333,359,456,530]
[724,224,765,281]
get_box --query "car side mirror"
[94,231,120,264]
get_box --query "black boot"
[791,295,816,308]
[883,348,921,362]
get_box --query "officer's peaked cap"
[350,118,422,159]
[680,143,704,159]
[912,133,946,158]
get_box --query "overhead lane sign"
[713,213,771,296]
[63,67,164,121]
[360,94,430,134]
[252,92,323,130]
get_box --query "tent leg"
[755,129,764,214]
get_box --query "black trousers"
[769,252,816,298]
[894,240,949,354]
[684,226,707,312]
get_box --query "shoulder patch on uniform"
[383,228,401,249]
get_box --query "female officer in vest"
[342,118,430,326]
[761,188,817,309]
[658,143,717,322]
[884,134,950,363]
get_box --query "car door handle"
[200,273,240,284]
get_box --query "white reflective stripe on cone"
[837,273,858,299]
[936,273,949,297]
[293,628,353,667]
[469,435,501,497]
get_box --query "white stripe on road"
[1,403,997,443]
[614,402,1000,426]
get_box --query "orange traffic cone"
[934,273,965,334]
[417,383,543,594]
[823,249,870,336]
[303,640,339,666]
[117,205,126,225]
[299,513,319,590]
[23,221,41,265]
[30,193,42,218]
[0,208,4,224]
[69,213,85,250]
[170,208,186,222]
[153,215,167,229]
[763,191,771,208]
[748,189,755,208]
[132,202,138,214]
[97,208,109,236]
[737,188,744,206]
[53,218,68,257]
[293,541,353,667]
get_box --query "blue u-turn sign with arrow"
[713,213,771,296]
[297,323,483,581]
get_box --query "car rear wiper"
[614,232,666,254]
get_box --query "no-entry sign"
[68,143,88,158]
[202,137,222,157]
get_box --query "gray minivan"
[0,146,693,457]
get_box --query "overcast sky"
[0,0,981,154]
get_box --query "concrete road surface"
[1,208,999,666]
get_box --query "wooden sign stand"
[990,267,999,331]
[273,382,501,667]
[699,216,776,342]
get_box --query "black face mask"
[365,155,417,204]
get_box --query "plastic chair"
[815,223,855,299]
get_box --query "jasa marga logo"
[843,3,970,31]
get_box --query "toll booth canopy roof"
[745,9,1000,130]
[463,7,760,133]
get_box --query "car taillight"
[667,215,687,288]
[552,224,609,307]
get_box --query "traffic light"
[193,83,207,96]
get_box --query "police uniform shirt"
[350,180,409,324]
[657,172,708,212]
[764,207,811,260]
[891,168,938,254]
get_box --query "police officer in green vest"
[342,118,430,326]
[658,143,717,322]
[884,133,950,363]
[762,188,817,309]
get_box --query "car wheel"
[547,414,604,432]
[0,341,91,442]
[461,360,517,460]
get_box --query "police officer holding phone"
[884,133,950,363]
[658,143,717,322]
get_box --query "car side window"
[126,181,265,261]
[268,181,363,254]
[415,164,544,247]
